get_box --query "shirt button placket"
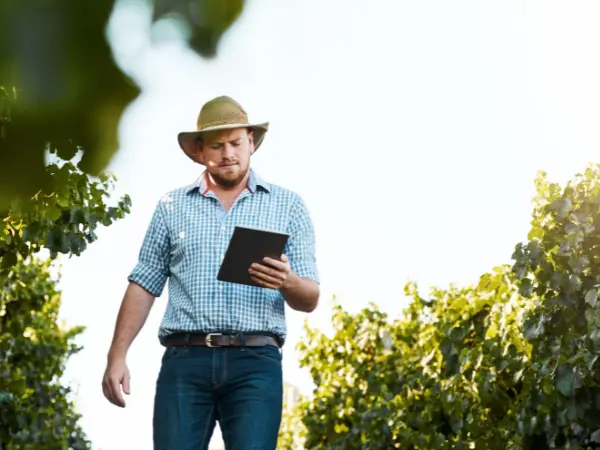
[216,208,227,329]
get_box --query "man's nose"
[222,144,235,158]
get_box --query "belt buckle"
[206,333,222,348]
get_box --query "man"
[101,95,320,449]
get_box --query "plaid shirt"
[128,169,319,342]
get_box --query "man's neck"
[205,171,251,207]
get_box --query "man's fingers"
[122,371,131,395]
[250,264,284,280]
[250,269,281,285]
[262,257,287,270]
[108,376,125,407]
[102,382,111,404]
[102,363,129,408]
[112,377,125,406]
[111,382,125,407]
[251,276,278,289]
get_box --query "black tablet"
[217,226,290,287]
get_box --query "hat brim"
[177,122,269,165]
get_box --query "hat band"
[199,112,249,130]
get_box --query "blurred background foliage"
[0,0,245,212]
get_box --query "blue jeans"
[153,344,283,450]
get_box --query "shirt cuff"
[127,262,168,297]
[294,261,320,285]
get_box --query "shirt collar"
[186,168,271,195]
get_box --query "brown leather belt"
[161,332,281,348]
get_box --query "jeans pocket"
[245,345,282,365]
[161,346,185,363]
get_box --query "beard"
[208,163,249,189]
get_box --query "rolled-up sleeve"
[127,202,171,297]
[285,196,320,284]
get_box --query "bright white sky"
[53,1,600,448]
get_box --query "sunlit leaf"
[485,323,498,340]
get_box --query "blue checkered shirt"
[128,169,319,342]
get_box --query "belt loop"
[184,333,191,346]
[238,332,246,350]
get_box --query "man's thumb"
[122,372,131,395]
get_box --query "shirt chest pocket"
[235,212,287,235]
[169,223,215,266]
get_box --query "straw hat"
[177,96,269,164]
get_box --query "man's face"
[195,127,255,188]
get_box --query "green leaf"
[485,323,498,340]
[519,278,534,297]
[107,206,120,220]
[552,197,573,219]
[527,226,544,241]
[8,377,25,392]
[56,195,71,208]
[44,228,62,251]
[46,205,62,222]
[524,316,544,340]
[585,289,598,308]
[449,414,463,434]
[72,208,88,225]
[542,379,554,394]
[554,364,575,397]
[84,230,98,244]
[22,222,41,241]
[0,391,14,404]
[1,250,17,269]
[53,138,79,161]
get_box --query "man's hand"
[102,358,131,408]
[249,254,292,290]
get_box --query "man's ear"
[194,140,205,164]
[248,129,256,155]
